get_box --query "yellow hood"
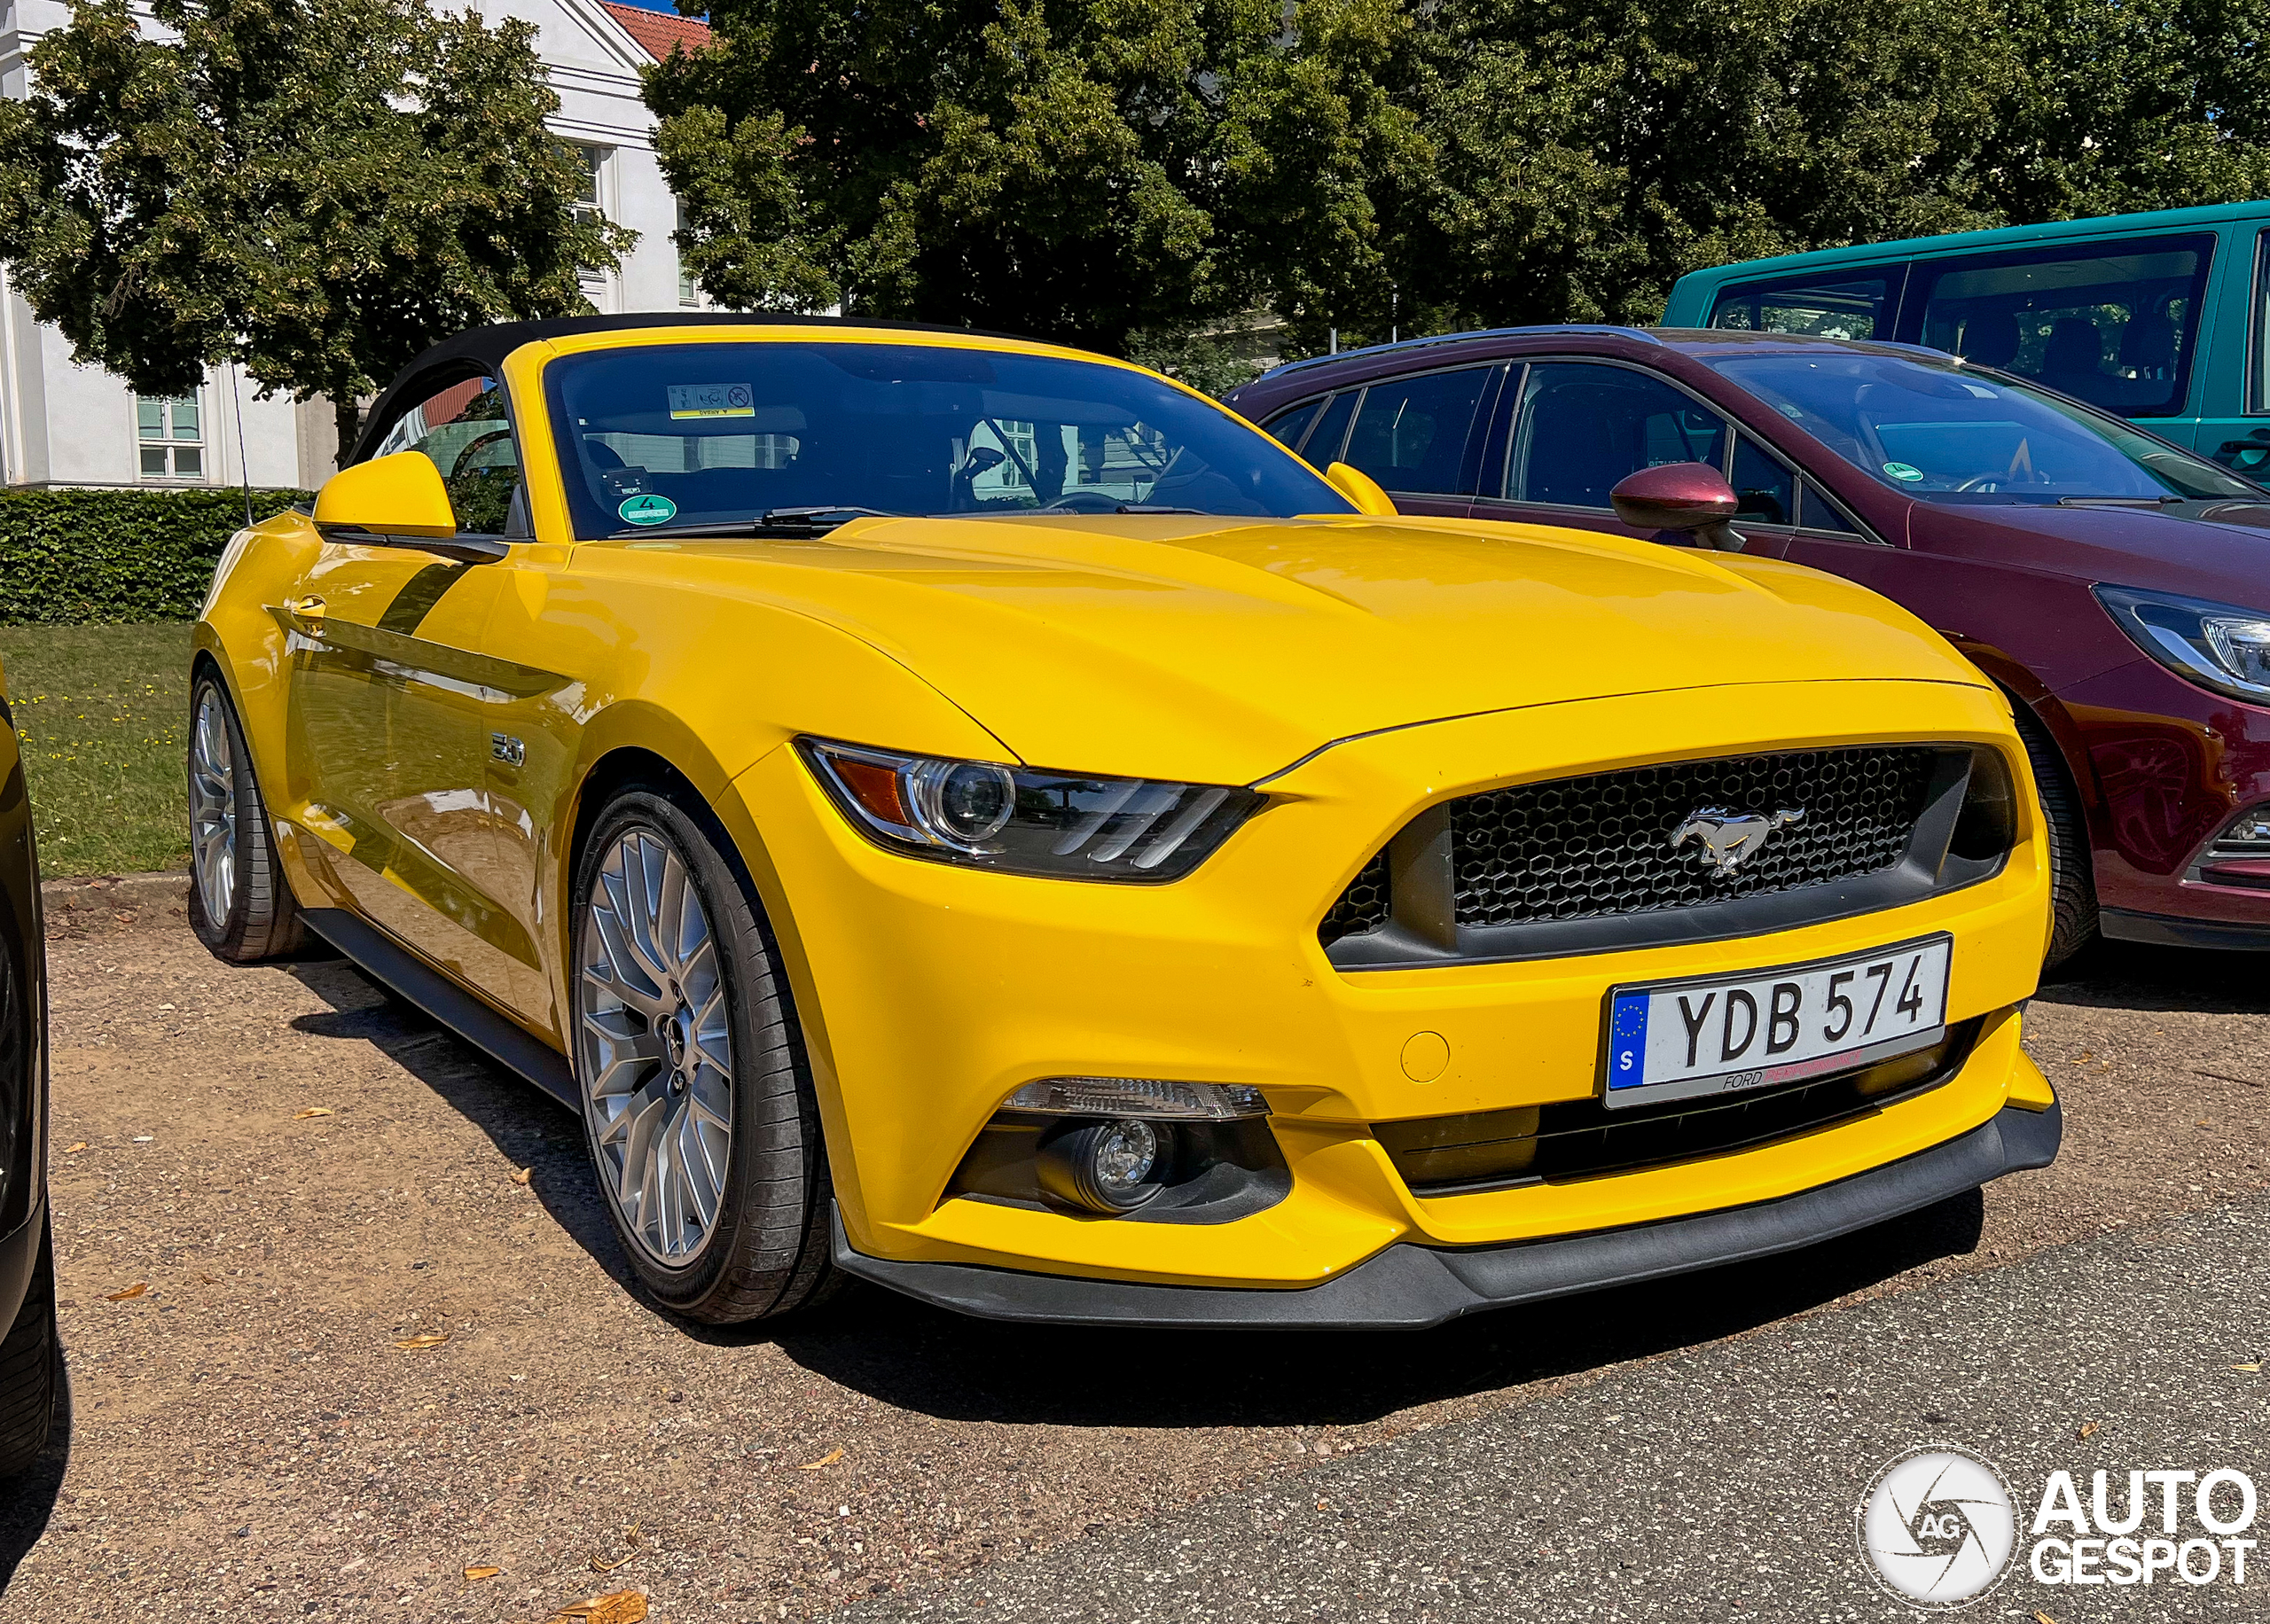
[600,511,1987,786]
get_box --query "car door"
[1475,358,1765,546]
[1329,364,1504,518]
[284,371,544,996]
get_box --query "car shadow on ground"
[764,1188,1986,1428]
[282,956,635,1292]
[2037,934,2270,1016]
[0,1347,74,1589]
[284,953,1992,1428]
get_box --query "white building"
[0,0,711,491]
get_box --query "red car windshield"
[1704,350,2259,504]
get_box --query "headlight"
[798,738,1265,880]
[2094,585,2270,703]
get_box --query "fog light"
[1037,1118,1163,1213]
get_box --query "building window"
[137,394,204,480]
[572,144,612,305]
[677,198,700,308]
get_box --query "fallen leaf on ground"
[465,1565,503,1581]
[512,1167,532,1185]
[589,1522,643,1573]
[60,1143,86,1153]
[549,1589,646,1623]
[394,1333,450,1351]
[294,1107,334,1120]
[798,1448,844,1471]
[2234,1362,2262,1372]
[2033,1612,2060,1624]
[2077,1420,2099,1439]
[104,1282,147,1301]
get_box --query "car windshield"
[544,340,1353,536]
[1701,349,2260,504]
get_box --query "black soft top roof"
[353,313,1043,464]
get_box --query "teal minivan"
[1660,202,2270,473]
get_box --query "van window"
[1506,363,1727,508]
[2251,230,2270,417]
[1342,366,1496,496]
[1708,277,1892,341]
[1909,236,2212,418]
[1261,399,1322,451]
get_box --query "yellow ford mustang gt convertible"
[190,316,2060,1328]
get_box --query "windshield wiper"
[2055,496,2186,507]
[599,506,902,542]
[1024,503,1206,516]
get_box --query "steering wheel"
[1953,475,2002,492]
[1037,490,1123,513]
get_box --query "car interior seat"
[1960,310,2023,370]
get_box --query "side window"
[1342,366,1496,496]
[1710,276,1893,340]
[1729,434,1794,526]
[1261,399,1322,451]
[1910,235,2212,418]
[2251,229,2270,417]
[1302,390,1358,465]
[1505,363,1727,509]
[372,375,525,535]
[1796,478,1863,537]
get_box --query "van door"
[2199,227,2270,476]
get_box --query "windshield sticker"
[668,384,755,420]
[1883,461,1926,482]
[618,493,677,526]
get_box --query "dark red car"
[1227,328,2270,964]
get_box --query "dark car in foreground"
[1229,327,2270,964]
[0,658,53,1477]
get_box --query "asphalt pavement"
[835,1189,2270,1622]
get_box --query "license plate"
[1603,934,1953,1109]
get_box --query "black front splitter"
[830,1103,2062,1330]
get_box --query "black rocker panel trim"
[301,908,576,1108]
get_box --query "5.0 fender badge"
[619,493,677,526]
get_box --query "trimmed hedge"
[0,486,313,625]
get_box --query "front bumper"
[833,1104,2061,1328]
[724,678,2053,1297]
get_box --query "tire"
[186,670,305,964]
[0,1220,58,1480]
[571,789,836,1323]
[2011,700,2098,969]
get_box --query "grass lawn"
[0,622,192,877]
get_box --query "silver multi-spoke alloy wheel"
[189,686,238,923]
[578,827,735,1267]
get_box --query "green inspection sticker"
[618,493,677,525]
[1882,461,1925,482]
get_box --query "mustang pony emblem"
[1670,806,1805,876]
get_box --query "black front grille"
[1375,1017,1982,1196]
[1452,747,1937,927]
[1319,744,2008,967]
[1319,849,1390,945]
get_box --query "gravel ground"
[0,885,2263,1622]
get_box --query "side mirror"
[1324,461,1399,517]
[1609,463,1745,552]
[313,451,505,562]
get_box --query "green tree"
[0,0,632,465]
[1398,0,2270,331]
[646,0,1423,355]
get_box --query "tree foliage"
[0,0,631,461]
[645,0,1423,353]
[653,0,2270,356]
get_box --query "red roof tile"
[599,2,712,60]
